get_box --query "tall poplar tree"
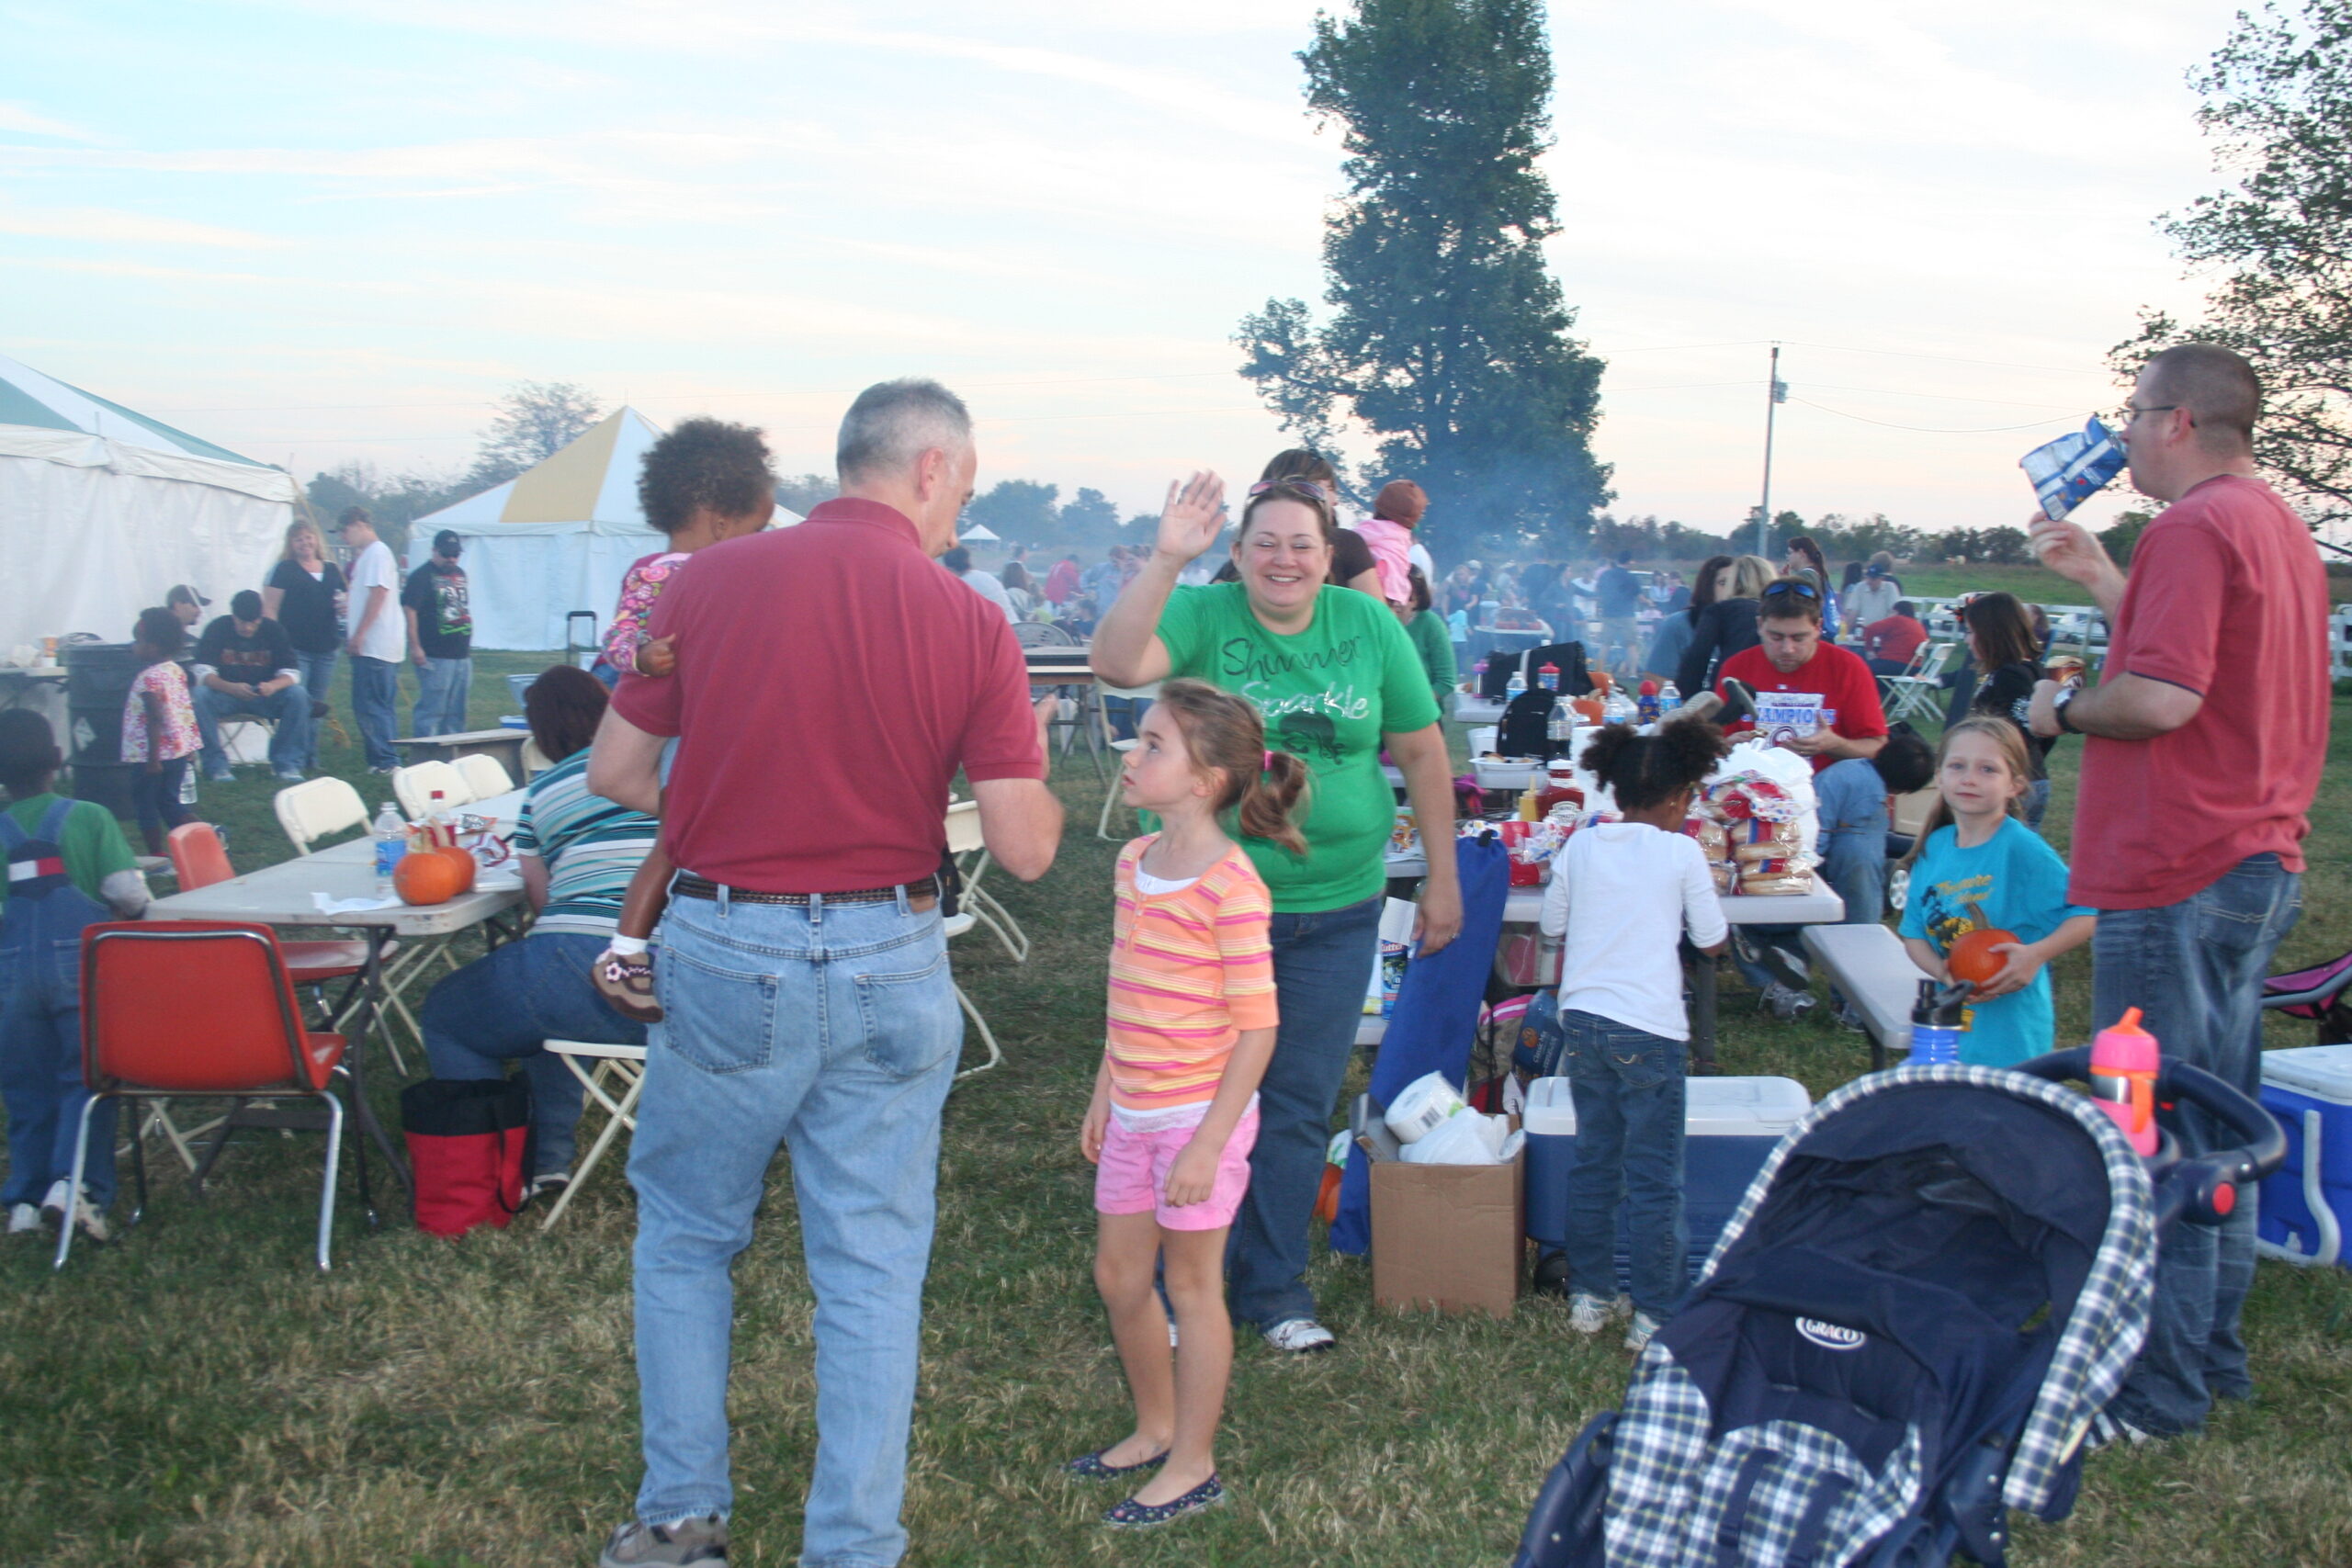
[1236,0,1611,557]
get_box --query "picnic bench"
[1802,922,1919,1072]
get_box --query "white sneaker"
[1762,983,1816,1021]
[1261,1317,1336,1354]
[1567,1292,1631,1335]
[6,1203,40,1235]
[41,1183,108,1245]
[1624,1311,1662,1353]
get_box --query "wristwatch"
[2053,686,2081,736]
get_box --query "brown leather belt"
[673,872,938,909]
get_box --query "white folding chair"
[215,714,276,766]
[945,797,1029,964]
[393,760,473,820]
[941,803,1005,1077]
[539,1040,647,1230]
[1099,739,1139,840]
[1881,642,1956,728]
[1089,680,1159,841]
[455,753,514,799]
[519,738,555,779]
[274,776,368,855]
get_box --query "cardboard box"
[1355,1094,1525,1317]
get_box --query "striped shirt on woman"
[1105,836,1278,1123]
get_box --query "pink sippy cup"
[2089,1007,2161,1156]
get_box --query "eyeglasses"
[2122,402,2180,423]
[1761,580,1820,601]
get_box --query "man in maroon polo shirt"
[2029,343,2325,1440]
[586,379,1062,1568]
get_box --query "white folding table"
[141,818,528,1209]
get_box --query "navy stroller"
[1511,1052,2285,1568]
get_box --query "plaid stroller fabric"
[1693,1065,2157,1518]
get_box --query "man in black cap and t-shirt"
[402,528,473,738]
[191,590,312,782]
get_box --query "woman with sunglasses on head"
[1094,470,1461,1359]
[1675,554,1775,700]
[1254,449,1384,599]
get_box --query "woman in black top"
[1962,591,2053,828]
[1676,554,1774,699]
[260,518,346,767]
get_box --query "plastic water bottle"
[1906,979,1971,1066]
[2089,1007,2161,1156]
[1659,680,1681,713]
[1603,686,1636,726]
[1506,666,1527,703]
[373,803,408,895]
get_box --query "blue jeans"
[420,931,641,1177]
[628,885,958,1564]
[1814,757,1888,926]
[0,917,118,1211]
[1225,892,1383,1330]
[1561,1010,1687,1319]
[2095,853,2301,1437]
[129,756,193,847]
[293,649,336,765]
[193,682,312,777]
[350,655,400,769]
[413,654,471,738]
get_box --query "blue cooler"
[1524,1075,1811,1280]
[2256,1043,2352,1269]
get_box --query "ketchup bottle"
[2089,1007,2161,1156]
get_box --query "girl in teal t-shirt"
[1899,718,2096,1067]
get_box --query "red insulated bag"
[401,1077,529,1235]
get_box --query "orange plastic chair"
[60,921,354,1271]
[166,822,385,988]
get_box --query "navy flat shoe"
[1062,1447,1169,1480]
[1102,1473,1225,1528]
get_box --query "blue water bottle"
[1906,979,1971,1066]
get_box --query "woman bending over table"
[1093,472,1461,1356]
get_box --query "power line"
[1789,397,2079,434]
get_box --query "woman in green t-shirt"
[1095,472,1461,1355]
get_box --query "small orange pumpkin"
[394,847,467,906]
[1947,926,2019,986]
[438,842,477,895]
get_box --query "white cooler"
[1524,1075,1813,1275]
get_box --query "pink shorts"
[1093,1106,1259,1232]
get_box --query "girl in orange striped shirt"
[1071,679,1306,1527]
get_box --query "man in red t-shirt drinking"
[1713,577,1890,771]
[2029,343,2326,1441]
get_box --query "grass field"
[2,648,2348,1566]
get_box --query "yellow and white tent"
[406,407,800,651]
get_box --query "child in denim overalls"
[1,710,149,1242]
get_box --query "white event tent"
[408,407,800,650]
[0,353,295,652]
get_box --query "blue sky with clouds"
[2,0,2254,534]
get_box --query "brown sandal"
[593,948,664,1023]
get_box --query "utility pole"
[1756,344,1786,557]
